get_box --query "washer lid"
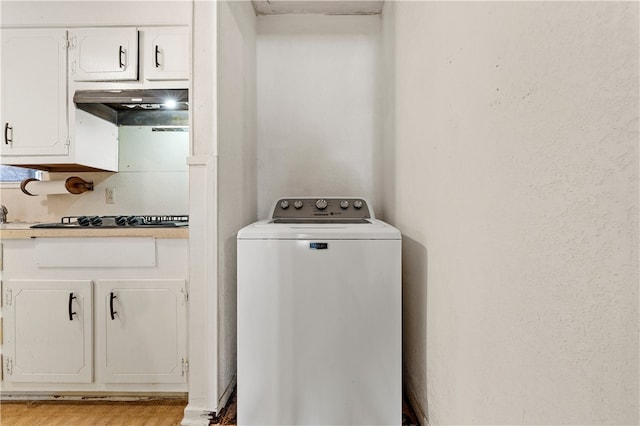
[237,218,401,240]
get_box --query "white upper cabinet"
[1,25,189,172]
[1,29,69,157]
[142,27,190,81]
[69,27,139,81]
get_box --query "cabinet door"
[1,29,69,156]
[96,279,187,383]
[3,280,93,383]
[69,27,138,81]
[142,27,190,81]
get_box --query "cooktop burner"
[31,215,189,229]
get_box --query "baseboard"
[0,392,187,402]
[181,405,216,426]
[406,381,428,426]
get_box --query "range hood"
[73,89,189,126]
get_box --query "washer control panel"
[272,197,372,221]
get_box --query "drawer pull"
[155,45,161,68]
[68,293,77,321]
[118,46,126,69]
[4,123,12,145]
[110,292,118,320]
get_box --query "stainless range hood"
[73,89,189,126]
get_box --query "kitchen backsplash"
[0,126,189,223]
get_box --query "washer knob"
[340,200,350,209]
[294,200,303,209]
[353,200,364,209]
[280,200,290,210]
[315,199,328,210]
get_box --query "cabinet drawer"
[35,238,156,268]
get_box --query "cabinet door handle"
[110,292,117,320]
[119,46,126,69]
[154,45,161,68]
[68,293,77,321]
[4,123,12,144]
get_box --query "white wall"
[256,14,382,219]
[384,2,639,425]
[0,0,191,27]
[216,0,257,407]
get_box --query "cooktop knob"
[294,200,303,209]
[340,200,350,209]
[353,200,363,209]
[280,200,290,210]
[315,199,328,210]
[77,216,91,226]
[115,216,127,226]
[90,216,103,226]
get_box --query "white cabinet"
[0,28,119,172]
[69,27,139,81]
[96,279,187,383]
[3,280,93,383]
[1,25,190,172]
[142,27,190,81]
[1,29,69,157]
[0,238,188,393]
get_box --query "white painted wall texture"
[216,0,257,407]
[383,2,639,425]
[256,15,382,219]
[0,0,191,27]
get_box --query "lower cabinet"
[3,280,93,383]
[0,238,188,394]
[96,280,187,383]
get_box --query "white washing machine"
[237,197,401,426]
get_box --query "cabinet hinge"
[181,358,189,376]
[67,36,76,49]
[5,357,13,376]
[5,288,12,307]
[181,288,188,303]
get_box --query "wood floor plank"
[1,400,188,426]
[2,392,419,426]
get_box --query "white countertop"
[0,222,189,239]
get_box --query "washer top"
[238,197,401,240]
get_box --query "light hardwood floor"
[1,390,417,426]
[1,399,188,426]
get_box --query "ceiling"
[251,0,384,15]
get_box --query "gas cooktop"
[31,215,189,229]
